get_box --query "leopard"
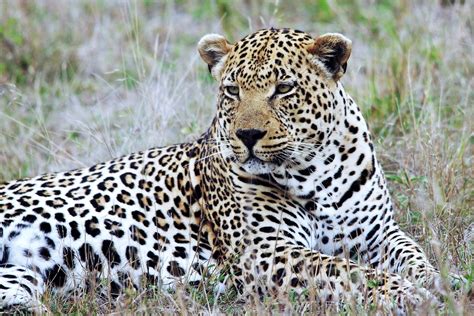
[0,28,461,313]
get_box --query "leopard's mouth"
[237,153,280,175]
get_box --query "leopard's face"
[198,28,352,175]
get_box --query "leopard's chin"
[240,157,277,175]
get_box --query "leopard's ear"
[307,33,352,81]
[198,34,232,79]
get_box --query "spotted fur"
[0,28,454,313]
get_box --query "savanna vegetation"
[0,0,472,314]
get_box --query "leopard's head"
[198,28,352,177]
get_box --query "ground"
[0,0,472,314]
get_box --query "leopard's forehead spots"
[223,29,314,89]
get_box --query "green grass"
[0,0,472,314]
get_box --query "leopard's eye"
[275,83,294,94]
[225,86,239,97]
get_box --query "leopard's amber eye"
[275,83,293,94]
[225,86,239,96]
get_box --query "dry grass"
[0,0,472,314]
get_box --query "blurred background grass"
[0,0,472,313]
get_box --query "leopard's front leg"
[234,243,437,314]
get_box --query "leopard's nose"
[236,128,267,150]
